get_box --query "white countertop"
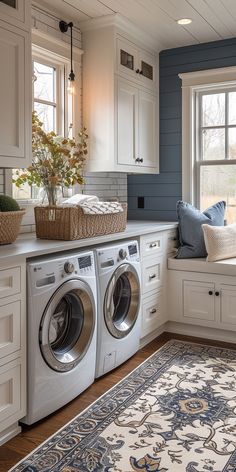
[0,220,177,265]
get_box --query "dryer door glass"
[40,279,95,372]
[104,263,140,339]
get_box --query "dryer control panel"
[96,240,139,271]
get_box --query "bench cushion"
[168,255,236,276]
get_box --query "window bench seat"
[167,256,236,344]
[168,256,236,277]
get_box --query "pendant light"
[59,20,75,83]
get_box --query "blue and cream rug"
[10,341,236,471]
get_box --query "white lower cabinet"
[140,228,178,342]
[169,270,236,331]
[0,262,26,445]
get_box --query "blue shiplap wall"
[128,37,236,221]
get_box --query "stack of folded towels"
[62,194,123,215]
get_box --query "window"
[180,67,236,224]
[12,51,73,202]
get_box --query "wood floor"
[1,332,236,472]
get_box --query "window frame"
[180,67,236,209]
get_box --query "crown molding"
[179,66,236,87]
[79,13,159,53]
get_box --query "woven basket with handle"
[34,203,127,240]
[0,210,25,244]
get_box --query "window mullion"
[225,91,229,159]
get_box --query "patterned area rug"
[10,341,236,472]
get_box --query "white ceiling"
[38,0,236,50]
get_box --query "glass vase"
[44,185,59,206]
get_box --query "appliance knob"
[64,261,75,274]
[119,249,127,260]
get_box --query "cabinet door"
[138,50,157,87]
[116,37,138,80]
[117,79,139,166]
[220,285,236,326]
[0,21,31,168]
[183,281,215,321]
[0,0,30,31]
[139,90,158,168]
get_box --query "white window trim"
[180,66,236,205]
[6,29,83,228]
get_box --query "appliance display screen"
[128,244,137,255]
[78,255,92,269]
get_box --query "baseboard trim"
[166,321,236,344]
[0,423,21,446]
[140,323,167,348]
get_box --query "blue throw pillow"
[176,200,226,258]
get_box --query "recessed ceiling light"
[177,18,192,25]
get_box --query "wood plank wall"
[128,37,236,221]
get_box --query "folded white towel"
[63,194,99,206]
[80,201,123,215]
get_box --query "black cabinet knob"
[215,291,220,296]
[140,158,143,163]
[139,70,143,75]
[208,290,213,295]
[136,69,140,74]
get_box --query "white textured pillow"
[202,223,236,262]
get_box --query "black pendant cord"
[59,20,75,81]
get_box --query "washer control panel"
[28,251,95,293]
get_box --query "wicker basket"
[0,210,25,245]
[34,203,127,240]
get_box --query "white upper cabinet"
[117,36,157,90]
[0,0,31,31]
[0,1,31,168]
[81,15,159,174]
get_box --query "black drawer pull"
[150,308,157,314]
[149,274,156,280]
[215,291,220,296]
[208,290,213,295]
[150,243,157,248]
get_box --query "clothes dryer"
[94,240,141,378]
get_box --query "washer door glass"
[40,279,95,372]
[104,263,140,339]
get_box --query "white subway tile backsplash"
[82,172,127,203]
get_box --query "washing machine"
[95,240,141,378]
[23,250,97,425]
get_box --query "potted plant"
[13,112,88,206]
[0,195,25,244]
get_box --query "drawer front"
[0,301,21,358]
[142,292,163,337]
[142,256,163,294]
[0,359,21,425]
[141,233,163,259]
[0,267,20,299]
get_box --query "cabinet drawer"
[141,233,163,259]
[0,301,21,358]
[142,256,163,294]
[142,292,163,337]
[0,359,21,425]
[0,267,20,299]
[183,280,215,321]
